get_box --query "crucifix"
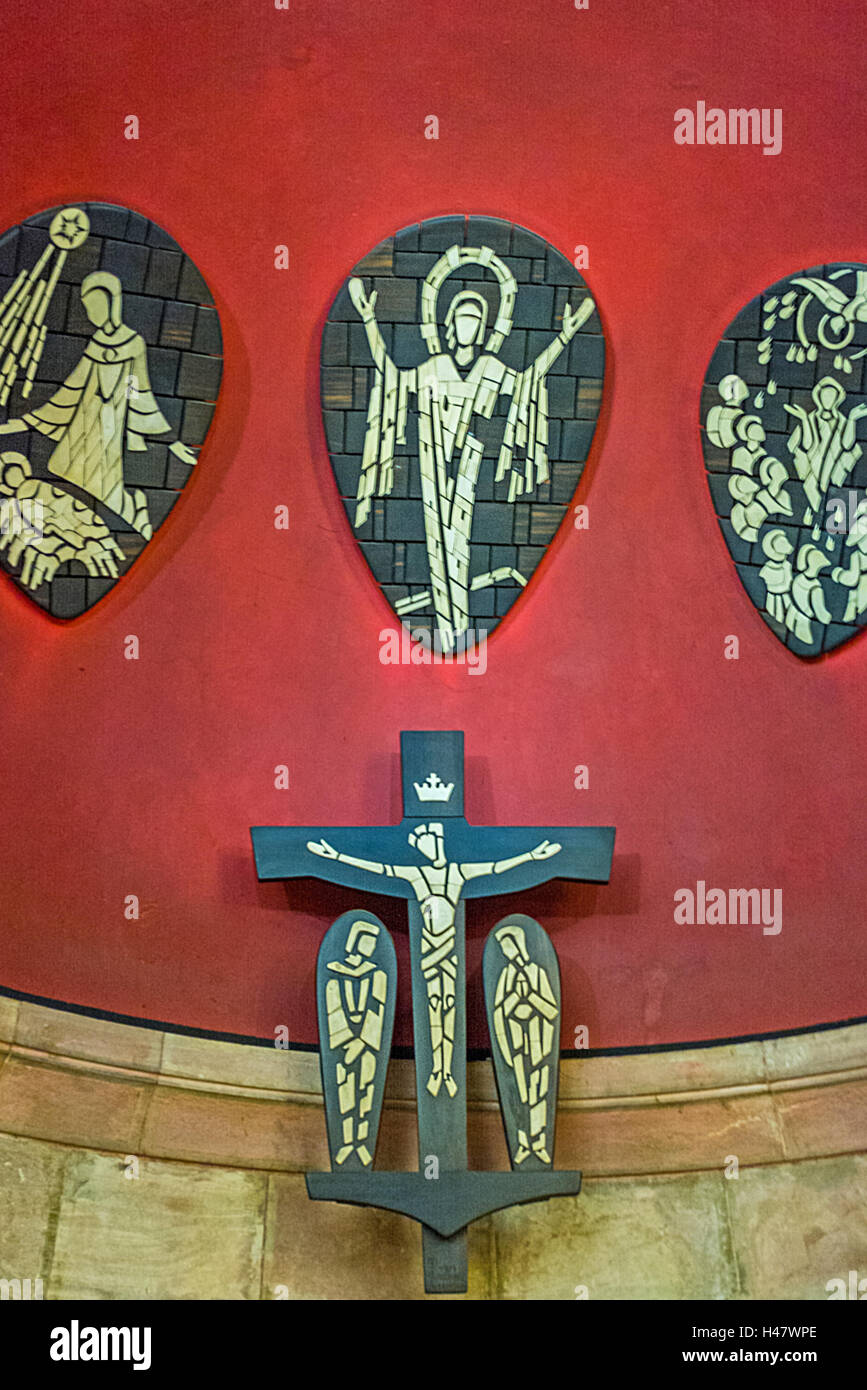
[251,731,615,1293]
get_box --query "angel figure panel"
[0,203,222,617]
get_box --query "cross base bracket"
[306,1168,582,1239]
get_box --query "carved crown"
[413,773,454,803]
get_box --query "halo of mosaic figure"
[251,731,616,1293]
[321,216,605,652]
[701,263,867,657]
[0,203,222,617]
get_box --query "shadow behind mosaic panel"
[321,215,605,642]
[700,263,867,658]
[0,202,222,618]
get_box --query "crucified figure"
[308,822,561,1099]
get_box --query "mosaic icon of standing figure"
[323,919,391,1167]
[349,243,594,651]
[0,271,197,540]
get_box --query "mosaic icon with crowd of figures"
[701,263,867,657]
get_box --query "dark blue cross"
[251,731,615,1292]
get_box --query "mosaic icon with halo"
[0,202,222,618]
[321,215,606,652]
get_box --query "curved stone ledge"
[0,998,864,1178]
[1,1120,865,1300]
[1,998,865,1299]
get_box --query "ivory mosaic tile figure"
[349,243,593,650]
[309,822,560,1099]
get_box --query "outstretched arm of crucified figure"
[530,297,596,379]
[460,839,562,881]
[348,278,392,372]
[307,839,416,880]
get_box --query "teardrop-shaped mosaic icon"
[0,202,222,618]
[701,263,867,657]
[321,215,605,650]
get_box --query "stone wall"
[1,996,865,1300]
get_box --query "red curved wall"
[0,0,864,1049]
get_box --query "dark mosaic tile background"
[322,215,605,641]
[0,202,222,618]
[700,263,867,658]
